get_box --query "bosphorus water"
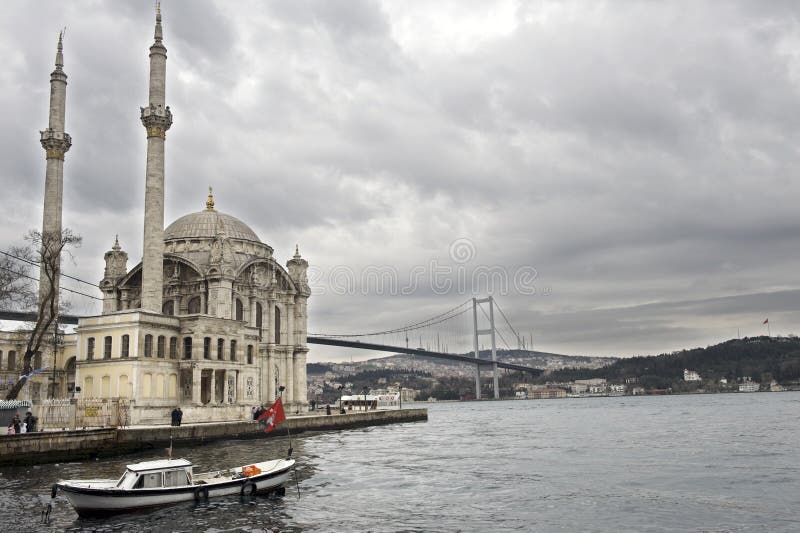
[1,392,798,532]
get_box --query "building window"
[0,350,3,369]
[121,334,130,358]
[34,351,42,369]
[247,345,254,364]
[183,337,192,359]
[235,299,244,321]
[87,338,95,360]
[169,337,178,359]
[274,306,280,344]
[104,336,112,359]
[256,302,263,330]
[230,340,237,362]
[203,337,211,360]
[7,350,15,370]
[188,296,202,314]
[163,300,174,316]
[217,338,224,360]
[144,334,153,357]
[157,335,166,358]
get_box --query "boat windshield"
[116,470,136,489]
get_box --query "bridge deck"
[307,336,542,374]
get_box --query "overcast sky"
[2,1,800,361]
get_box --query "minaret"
[38,31,72,314]
[139,4,172,312]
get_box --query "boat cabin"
[115,459,194,490]
[340,393,399,411]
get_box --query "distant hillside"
[544,336,800,388]
[370,349,617,372]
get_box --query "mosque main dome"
[164,209,261,243]
[160,190,274,270]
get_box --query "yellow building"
[0,329,77,402]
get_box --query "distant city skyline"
[1,1,799,361]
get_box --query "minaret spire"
[139,4,173,312]
[38,31,72,315]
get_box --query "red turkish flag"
[257,397,286,433]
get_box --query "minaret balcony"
[40,129,72,158]
[140,104,173,135]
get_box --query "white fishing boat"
[53,457,294,516]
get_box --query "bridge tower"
[472,296,499,399]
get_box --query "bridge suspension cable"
[309,298,472,338]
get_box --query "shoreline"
[0,408,428,466]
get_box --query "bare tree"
[5,229,81,400]
[0,246,36,310]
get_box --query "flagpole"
[279,385,293,457]
[278,385,301,499]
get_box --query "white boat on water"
[53,457,294,516]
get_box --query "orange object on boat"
[242,465,261,477]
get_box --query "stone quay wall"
[0,408,427,466]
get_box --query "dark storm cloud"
[2,1,800,360]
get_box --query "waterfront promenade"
[0,408,427,466]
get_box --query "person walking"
[23,411,37,433]
[11,413,21,435]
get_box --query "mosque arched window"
[235,299,244,321]
[104,337,112,359]
[188,296,202,314]
[230,340,237,362]
[86,339,95,361]
[256,303,263,330]
[183,337,192,359]
[157,336,166,358]
[34,351,42,369]
[169,337,178,359]
[274,306,281,344]
[203,337,211,360]
[121,335,130,357]
[0,350,3,369]
[247,345,254,364]
[144,334,153,357]
[217,338,225,360]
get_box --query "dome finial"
[206,186,215,211]
[294,244,301,259]
[112,234,121,251]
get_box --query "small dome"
[164,210,261,243]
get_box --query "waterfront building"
[0,329,76,401]
[683,369,701,382]
[18,9,310,424]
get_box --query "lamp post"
[337,385,344,414]
[399,385,402,410]
[362,386,369,411]
[50,322,63,399]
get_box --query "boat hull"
[57,460,293,517]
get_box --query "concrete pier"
[0,408,427,466]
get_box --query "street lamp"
[398,385,402,410]
[337,385,344,414]
[362,386,369,411]
[50,322,63,399]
